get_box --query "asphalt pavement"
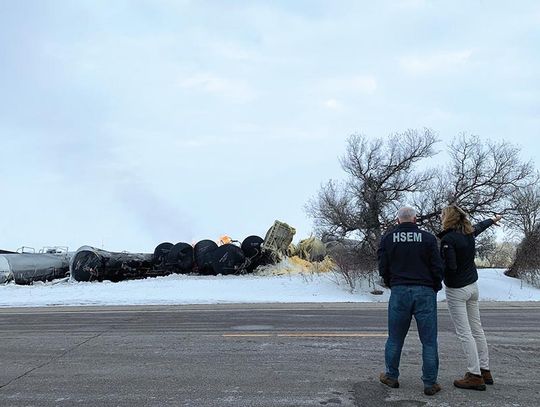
[0,302,539,407]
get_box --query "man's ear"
[396,218,401,224]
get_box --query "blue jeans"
[385,285,438,387]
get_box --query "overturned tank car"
[0,247,71,284]
[200,243,246,275]
[70,246,158,282]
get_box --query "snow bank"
[0,268,538,308]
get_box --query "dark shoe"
[481,369,494,385]
[454,372,486,391]
[424,383,442,396]
[379,373,399,388]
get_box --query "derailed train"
[70,235,266,282]
[1,221,297,284]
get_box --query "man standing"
[378,207,444,396]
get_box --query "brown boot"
[424,383,442,396]
[379,373,399,388]
[454,372,486,391]
[481,369,494,385]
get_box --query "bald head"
[397,207,417,223]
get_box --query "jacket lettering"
[392,232,422,243]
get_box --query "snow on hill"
[0,266,538,308]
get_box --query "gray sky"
[1,0,539,252]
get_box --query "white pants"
[445,282,490,375]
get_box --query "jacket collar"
[437,228,454,239]
[396,222,419,229]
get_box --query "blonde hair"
[441,205,474,234]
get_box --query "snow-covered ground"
[0,268,538,307]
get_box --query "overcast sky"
[1,0,539,252]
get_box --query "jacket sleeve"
[377,236,390,288]
[440,237,458,276]
[429,237,444,292]
[473,219,494,237]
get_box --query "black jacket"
[378,222,443,291]
[437,219,494,288]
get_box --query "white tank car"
[0,247,71,284]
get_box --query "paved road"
[1,303,539,407]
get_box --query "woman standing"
[438,205,502,391]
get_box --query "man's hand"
[492,214,503,225]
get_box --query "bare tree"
[507,224,540,285]
[489,241,517,269]
[474,231,497,265]
[506,184,540,236]
[309,130,538,284]
[307,128,439,267]
[325,240,380,292]
[505,184,540,280]
[415,134,537,228]
[412,172,449,233]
